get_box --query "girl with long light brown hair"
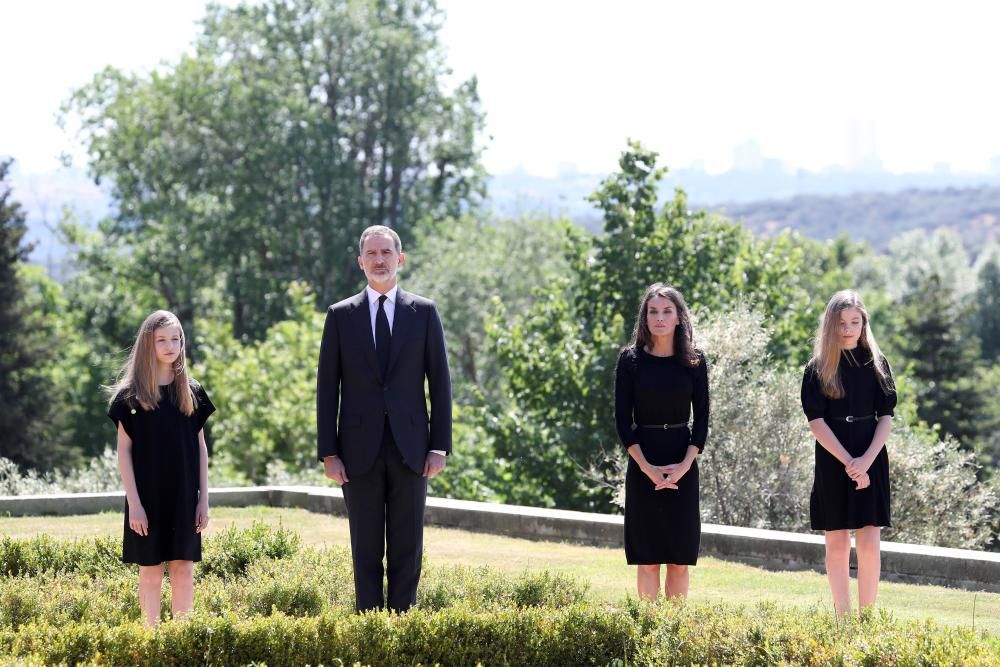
[801,290,896,616]
[106,310,215,626]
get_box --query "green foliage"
[65,0,485,341]
[851,229,1000,467]
[857,227,977,309]
[32,219,166,461]
[973,244,1000,362]
[192,282,324,482]
[484,278,625,509]
[0,160,71,470]
[1,598,997,666]
[1,525,999,664]
[0,526,590,629]
[888,421,1000,548]
[0,521,299,580]
[405,213,582,403]
[580,141,853,365]
[480,142,858,510]
[694,307,813,528]
[0,534,123,578]
[976,363,1000,470]
[629,599,1000,666]
[198,521,301,579]
[896,272,986,448]
[0,448,251,496]
[417,566,589,611]
[425,405,506,503]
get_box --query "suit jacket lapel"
[387,289,415,378]
[350,290,382,382]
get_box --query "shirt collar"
[366,284,398,305]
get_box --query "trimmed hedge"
[1,526,997,665]
[0,521,299,580]
[1,604,998,666]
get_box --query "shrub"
[0,449,251,496]
[696,306,813,530]
[198,521,301,579]
[1,604,997,666]
[0,450,120,496]
[417,565,589,612]
[0,534,124,578]
[1,526,998,665]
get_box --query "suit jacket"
[316,287,452,476]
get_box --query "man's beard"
[365,265,397,284]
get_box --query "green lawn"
[2,505,997,634]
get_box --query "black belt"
[640,422,689,430]
[830,414,874,423]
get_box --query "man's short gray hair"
[358,225,402,255]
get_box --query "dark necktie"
[376,294,391,378]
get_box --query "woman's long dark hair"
[627,283,700,367]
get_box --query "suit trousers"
[341,420,428,612]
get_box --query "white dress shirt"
[364,284,445,458]
[366,284,397,345]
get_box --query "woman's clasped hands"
[641,460,692,491]
[845,456,872,490]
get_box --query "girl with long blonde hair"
[107,310,215,626]
[801,290,896,616]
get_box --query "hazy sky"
[4,0,999,178]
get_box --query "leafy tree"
[579,141,854,365]
[46,220,166,459]
[191,282,323,483]
[484,276,625,509]
[404,214,582,403]
[972,245,1000,361]
[478,142,857,510]
[896,272,985,448]
[880,228,976,303]
[65,0,485,341]
[0,160,72,470]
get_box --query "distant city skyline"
[3,0,1000,179]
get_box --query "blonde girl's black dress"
[614,347,710,565]
[108,381,215,565]
[801,348,896,531]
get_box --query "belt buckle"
[662,424,669,430]
[845,415,855,423]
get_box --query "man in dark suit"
[317,225,451,613]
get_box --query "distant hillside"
[18,166,1000,277]
[711,186,1000,253]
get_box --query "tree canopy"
[66,0,484,340]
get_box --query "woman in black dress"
[107,310,215,626]
[614,283,709,600]
[801,290,895,616]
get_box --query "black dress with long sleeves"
[801,348,896,531]
[614,346,710,565]
[108,381,215,565]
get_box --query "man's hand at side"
[324,456,349,485]
[423,452,446,478]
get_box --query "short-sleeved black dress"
[614,347,710,565]
[109,381,215,565]
[801,348,896,531]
